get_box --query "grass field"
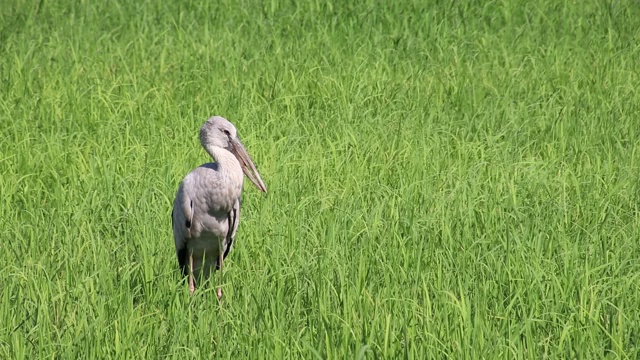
[1,0,640,358]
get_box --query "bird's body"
[172,116,266,298]
[172,162,241,281]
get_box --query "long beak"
[230,138,267,193]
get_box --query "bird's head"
[200,116,267,193]
[200,116,238,150]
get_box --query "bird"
[171,116,267,300]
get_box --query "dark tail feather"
[177,246,189,278]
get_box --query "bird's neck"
[205,145,244,188]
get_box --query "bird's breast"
[173,153,244,276]
[203,175,242,211]
[182,164,243,219]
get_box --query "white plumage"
[172,116,267,299]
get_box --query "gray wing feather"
[218,198,241,268]
[172,182,194,274]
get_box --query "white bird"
[172,116,267,300]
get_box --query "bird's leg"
[217,251,223,301]
[189,254,195,295]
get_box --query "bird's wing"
[218,197,241,269]
[172,182,194,277]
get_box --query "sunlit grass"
[1,0,640,358]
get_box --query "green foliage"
[1,0,639,358]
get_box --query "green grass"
[1,0,640,358]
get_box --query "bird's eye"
[222,129,231,136]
